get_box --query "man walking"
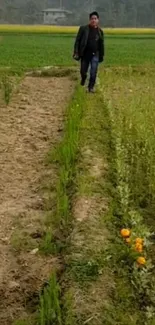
[73,11,104,93]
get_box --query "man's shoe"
[88,88,95,93]
[81,79,86,86]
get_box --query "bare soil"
[0,76,73,324]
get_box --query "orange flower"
[125,238,131,244]
[137,257,146,266]
[135,243,143,253]
[120,229,131,238]
[135,238,144,245]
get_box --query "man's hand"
[73,53,80,61]
[99,57,104,63]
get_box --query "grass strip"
[38,85,85,325]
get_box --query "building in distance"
[42,8,72,25]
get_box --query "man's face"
[89,15,99,27]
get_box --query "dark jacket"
[74,25,104,62]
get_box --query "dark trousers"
[80,55,99,90]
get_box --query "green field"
[0,34,155,70]
[0,30,155,325]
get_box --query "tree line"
[0,0,155,27]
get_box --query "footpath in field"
[0,76,73,324]
[62,89,113,325]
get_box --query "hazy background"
[0,0,155,27]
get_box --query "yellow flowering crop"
[0,25,155,34]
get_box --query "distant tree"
[0,0,155,26]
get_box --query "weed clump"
[1,74,14,105]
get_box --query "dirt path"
[0,76,73,324]
[62,91,115,325]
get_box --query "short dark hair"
[89,11,99,19]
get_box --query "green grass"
[1,74,14,104]
[100,66,155,226]
[62,86,152,325]
[37,85,86,325]
[39,274,62,325]
[98,66,155,324]
[0,34,155,70]
[46,85,85,229]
